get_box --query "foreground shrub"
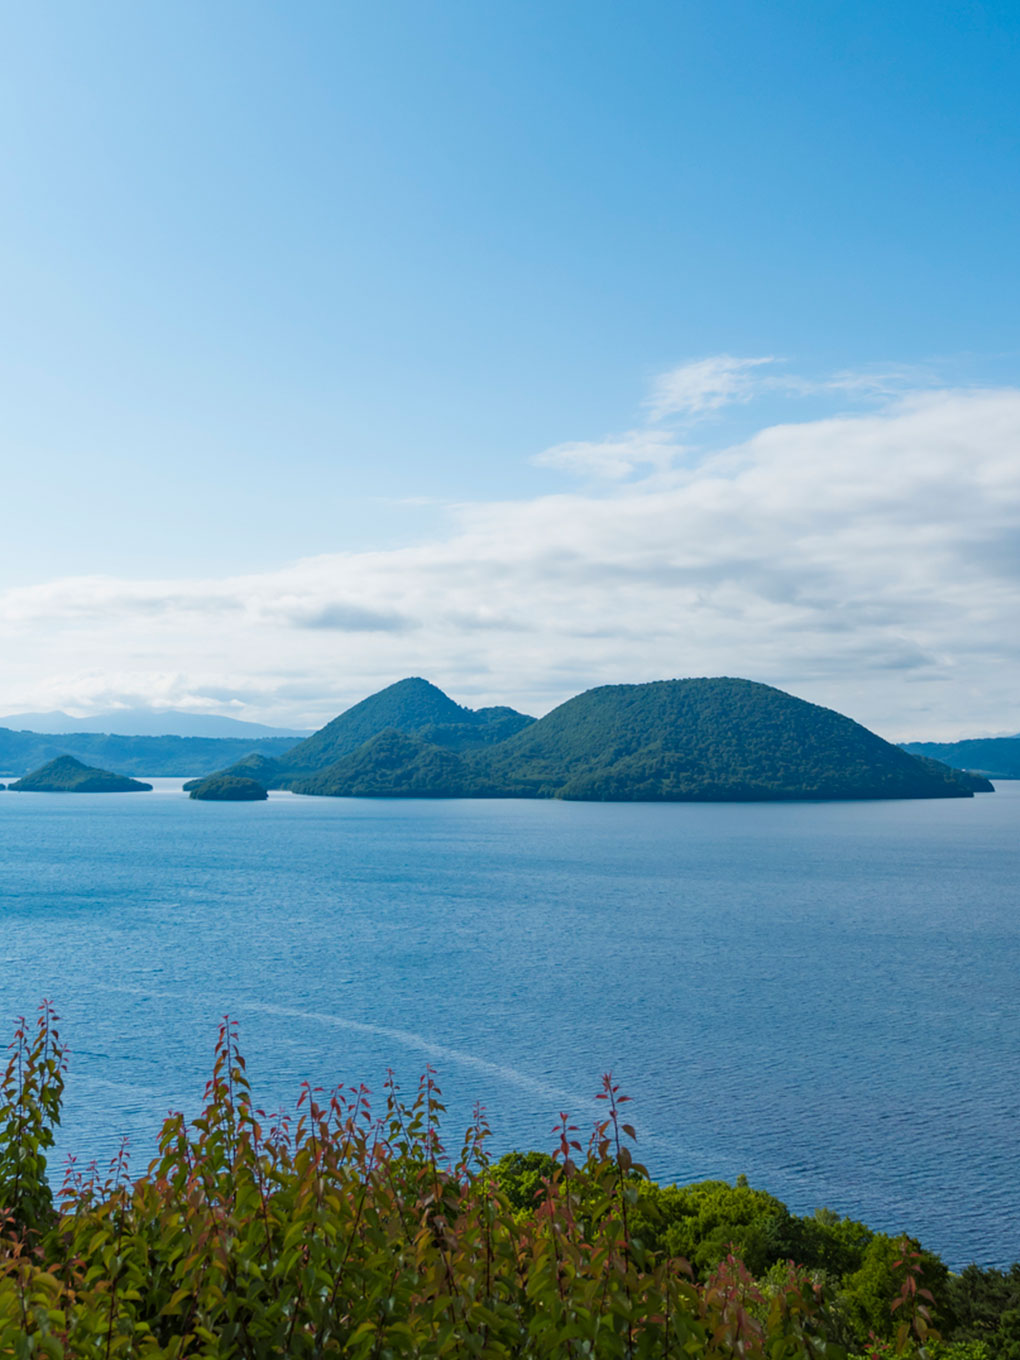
[0,1003,977,1357]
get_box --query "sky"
[1,0,1018,738]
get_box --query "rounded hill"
[478,677,980,802]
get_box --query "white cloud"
[1,387,1019,739]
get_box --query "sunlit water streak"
[1,778,1017,1270]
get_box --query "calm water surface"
[1,780,1018,1270]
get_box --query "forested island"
[1,1006,1013,1357]
[188,773,269,801]
[7,754,152,792]
[201,675,991,803]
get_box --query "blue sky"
[1,1,1018,735]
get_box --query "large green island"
[200,675,992,802]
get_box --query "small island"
[9,755,152,793]
[188,774,268,801]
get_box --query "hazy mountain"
[251,675,988,802]
[901,737,1020,780]
[0,729,302,778]
[0,708,311,739]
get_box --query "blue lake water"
[1,779,1018,1270]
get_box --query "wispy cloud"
[645,355,938,424]
[646,354,778,419]
[532,429,686,479]
[2,385,1019,738]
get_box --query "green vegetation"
[8,755,152,792]
[901,738,1020,781]
[0,728,300,779]
[492,1153,957,1349]
[0,1005,1015,1357]
[945,1264,1020,1358]
[188,774,269,801]
[272,676,985,803]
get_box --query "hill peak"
[37,754,89,774]
[278,678,529,773]
[373,676,460,702]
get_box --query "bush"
[0,1004,996,1358]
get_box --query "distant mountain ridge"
[0,708,311,739]
[208,676,989,803]
[901,737,1020,780]
[0,729,301,778]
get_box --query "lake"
[1,778,1018,1270]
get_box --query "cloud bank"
[2,378,1019,740]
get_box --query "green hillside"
[902,737,1020,780]
[8,754,152,792]
[292,729,474,797]
[293,676,984,802]
[418,705,535,751]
